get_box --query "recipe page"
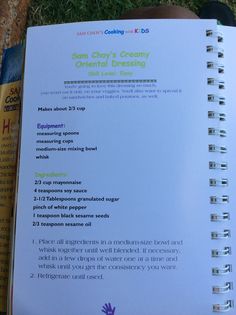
[12,20,219,315]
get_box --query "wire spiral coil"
[207,28,234,313]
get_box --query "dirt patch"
[0,0,30,65]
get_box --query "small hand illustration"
[101,303,115,315]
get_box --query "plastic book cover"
[0,43,24,313]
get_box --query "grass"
[27,0,236,26]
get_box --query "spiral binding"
[212,265,232,276]
[207,62,224,73]
[206,45,224,58]
[208,128,227,137]
[211,230,231,240]
[213,301,234,313]
[208,111,226,121]
[208,94,225,105]
[212,247,231,258]
[207,28,234,312]
[208,78,225,89]
[211,213,230,222]
[209,161,228,170]
[209,178,228,187]
[213,282,233,294]
[208,144,227,153]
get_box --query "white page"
[11,20,224,315]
